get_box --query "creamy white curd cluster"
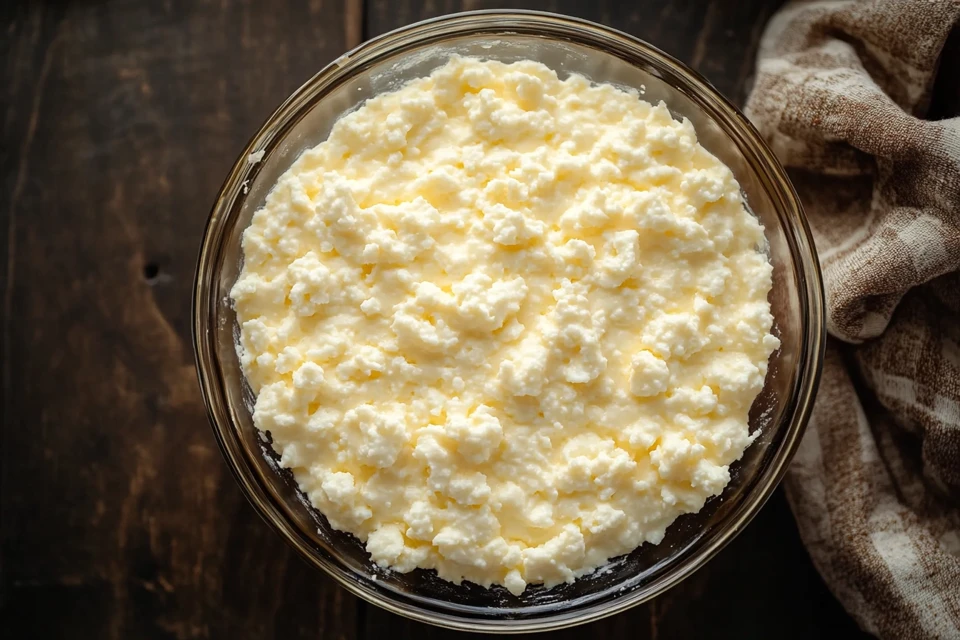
[232,56,778,595]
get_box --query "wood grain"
[1,1,356,638]
[1,1,870,638]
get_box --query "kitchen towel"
[745,0,960,638]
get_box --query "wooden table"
[2,1,871,637]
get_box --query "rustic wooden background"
[1,1,872,638]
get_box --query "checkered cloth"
[745,0,960,637]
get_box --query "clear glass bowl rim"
[193,9,825,633]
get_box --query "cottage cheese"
[232,56,779,595]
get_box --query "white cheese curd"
[231,56,779,595]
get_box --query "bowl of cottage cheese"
[194,10,824,632]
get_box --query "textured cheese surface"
[232,56,779,595]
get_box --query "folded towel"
[745,1,960,638]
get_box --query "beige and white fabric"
[745,0,960,637]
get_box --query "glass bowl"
[193,10,824,633]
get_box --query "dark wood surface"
[1,1,870,638]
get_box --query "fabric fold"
[745,1,960,637]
